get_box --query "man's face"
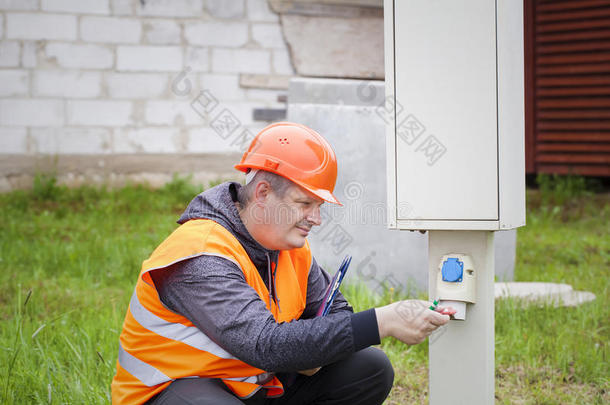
[254,183,324,251]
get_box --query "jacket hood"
[178,182,279,276]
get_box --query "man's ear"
[253,180,272,203]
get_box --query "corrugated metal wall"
[525,0,610,176]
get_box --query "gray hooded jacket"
[150,182,379,373]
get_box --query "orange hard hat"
[235,122,341,205]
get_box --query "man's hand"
[297,367,321,376]
[375,300,450,345]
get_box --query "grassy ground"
[0,175,608,404]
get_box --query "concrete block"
[6,13,77,41]
[111,0,133,15]
[67,100,133,126]
[185,46,209,72]
[81,16,142,43]
[143,19,181,44]
[113,127,180,153]
[212,48,270,74]
[34,71,102,98]
[30,127,112,154]
[0,0,38,10]
[117,45,182,72]
[145,100,205,126]
[0,127,27,153]
[136,0,204,18]
[45,42,113,69]
[21,41,38,68]
[41,0,110,14]
[184,22,248,47]
[106,72,168,98]
[252,23,285,48]
[199,73,245,101]
[0,99,64,127]
[0,70,29,96]
[281,14,383,79]
[247,0,278,22]
[0,41,20,67]
[272,49,294,75]
[205,0,244,18]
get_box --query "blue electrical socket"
[442,257,464,282]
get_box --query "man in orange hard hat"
[112,122,451,404]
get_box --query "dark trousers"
[148,347,394,405]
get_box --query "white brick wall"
[247,0,278,22]
[117,45,182,71]
[0,0,294,160]
[184,22,248,47]
[212,48,270,74]
[188,127,236,153]
[252,24,285,48]
[0,69,29,96]
[34,71,102,98]
[145,100,205,126]
[0,127,27,153]
[111,0,133,15]
[81,17,142,44]
[21,41,37,68]
[0,41,20,67]
[0,99,64,127]
[113,127,180,153]
[67,100,133,126]
[106,72,168,98]
[143,20,181,44]
[199,74,245,101]
[6,13,77,41]
[205,0,244,19]
[41,0,110,15]
[273,49,294,75]
[185,46,209,72]
[0,0,38,11]
[45,43,114,69]
[30,127,113,154]
[136,0,204,18]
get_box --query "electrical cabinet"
[384,0,526,230]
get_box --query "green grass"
[1,175,608,404]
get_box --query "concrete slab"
[495,282,596,307]
[281,14,383,79]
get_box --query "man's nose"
[307,206,322,226]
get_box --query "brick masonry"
[0,0,294,189]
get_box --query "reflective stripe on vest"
[129,290,237,359]
[118,342,172,387]
[118,342,270,388]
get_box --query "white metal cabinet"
[385,0,526,230]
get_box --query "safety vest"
[111,219,311,404]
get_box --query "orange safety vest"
[111,219,311,404]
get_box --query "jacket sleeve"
[150,255,380,373]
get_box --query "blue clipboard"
[316,255,352,317]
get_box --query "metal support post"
[428,230,495,405]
